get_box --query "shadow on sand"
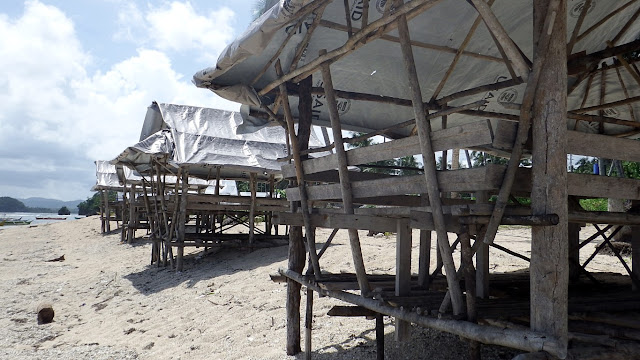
[291,322,519,360]
[123,241,288,295]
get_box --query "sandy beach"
[0,217,627,359]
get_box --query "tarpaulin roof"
[193,0,640,138]
[92,160,142,191]
[113,102,322,181]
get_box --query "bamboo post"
[530,1,568,357]
[249,172,257,248]
[176,169,188,271]
[275,63,322,279]
[318,50,371,295]
[397,15,464,315]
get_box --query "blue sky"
[0,0,260,201]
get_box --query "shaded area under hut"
[112,101,323,271]
[92,160,145,235]
[192,0,640,359]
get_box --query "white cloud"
[115,1,236,62]
[0,1,239,200]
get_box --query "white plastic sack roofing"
[113,102,321,181]
[194,0,640,137]
[93,160,142,191]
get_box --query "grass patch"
[579,198,608,211]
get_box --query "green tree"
[77,191,115,215]
[0,197,28,212]
[58,206,71,215]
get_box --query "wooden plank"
[511,168,640,201]
[282,120,494,178]
[287,165,506,202]
[273,212,399,233]
[409,211,463,233]
[187,194,288,207]
[493,126,640,163]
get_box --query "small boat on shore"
[35,217,67,220]
[0,217,33,225]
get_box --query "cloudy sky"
[0,0,259,201]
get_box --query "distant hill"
[17,197,82,212]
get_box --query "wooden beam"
[567,38,640,75]
[258,0,444,96]
[469,0,530,80]
[286,165,505,202]
[398,13,464,315]
[319,49,371,295]
[482,0,562,245]
[280,269,566,358]
[318,19,504,64]
[282,120,494,178]
[576,0,639,42]
[274,212,399,233]
[276,62,322,280]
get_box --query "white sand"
[0,217,626,359]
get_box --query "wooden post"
[460,228,480,360]
[418,230,431,288]
[475,192,490,299]
[105,190,111,232]
[451,148,460,198]
[376,313,384,360]
[397,15,464,315]
[176,169,188,271]
[319,50,371,295]
[276,62,322,279]
[121,179,128,243]
[100,190,106,233]
[395,219,411,341]
[286,75,313,356]
[305,288,313,360]
[530,1,568,358]
[633,201,640,291]
[127,184,136,243]
[568,222,581,282]
[268,174,275,235]
[249,172,257,248]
